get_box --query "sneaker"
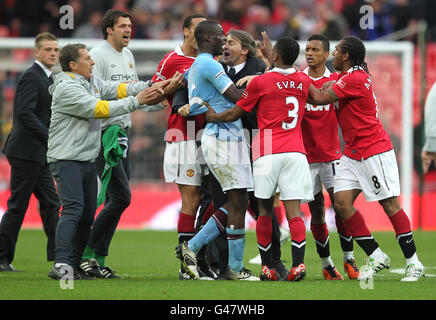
[400,263,425,282]
[226,266,260,281]
[287,263,306,282]
[73,267,95,280]
[80,258,105,278]
[260,265,279,281]
[358,256,391,281]
[272,260,288,280]
[178,268,215,281]
[322,265,344,280]
[100,266,121,279]
[48,265,71,280]
[197,258,218,279]
[175,241,199,279]
[0,263,19,272]
[344,258,360,280]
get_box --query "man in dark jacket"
[0,32,60,271]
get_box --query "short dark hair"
[307,34,330,52]
[194,20,219,46]
[101,9,131,39]
[182,13,206,29]
[227,29,257,59]
[275,37,300,66]
[59,43,86,72]
[35,32,57,49]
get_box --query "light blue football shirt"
[187,53,244,141]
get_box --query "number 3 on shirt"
[282,96,299,130]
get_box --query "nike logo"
[406,239,413,244]
[375,190,380,195]
[183,68,190,72]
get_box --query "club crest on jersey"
[242,91,248,99]
[186,169,195,177]
[129,63,133,68]
[337,79,346,88]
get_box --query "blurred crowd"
[1,0,436,42]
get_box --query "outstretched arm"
[222,83,244,103]
[307,83,338,105]
[205,103,245,123]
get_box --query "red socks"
[256,216,273,267]
[389,209,412,239]
[177,212,196,243]
[288,217,306,267]
[343,210,379,256]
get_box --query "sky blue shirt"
[187,53,245,141]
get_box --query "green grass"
[0,229,435,300]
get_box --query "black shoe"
[197,258,218,279]
[80,258,105,278]
[100,266,121,279]
[0,263,19,272]
[73,267,95,280]
[273,260,288,281]
[48,265,72,280]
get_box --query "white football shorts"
[163,140,208,186]
[334,149,401,202]
[253,152,313,202]
[309,160,338,195]
[201,133,253,192]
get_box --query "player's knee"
[228,190,248,215]
[333,198,350,218]
[309,199,325,223]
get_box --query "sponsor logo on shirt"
[111,74,136,81]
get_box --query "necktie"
[228,67,236,78]
[48,75,54,85]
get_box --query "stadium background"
[0,0,435,231]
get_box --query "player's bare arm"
[307,83,338,105]
[152,71,185,96]
[205,103,245,123]
[136,86,165,105]
[223,83,244,103]
[320,80,336,91]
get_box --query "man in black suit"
[0,32,60,272]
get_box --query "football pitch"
[0,229,435,300]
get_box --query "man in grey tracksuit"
[47,43,169,280]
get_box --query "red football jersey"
[331,67,393,160]
[302,68,341,163]
[152,45,205,142]
[237,68,311,162]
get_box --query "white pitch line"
[389,267,436,277]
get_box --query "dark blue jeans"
[50,160,97,268]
